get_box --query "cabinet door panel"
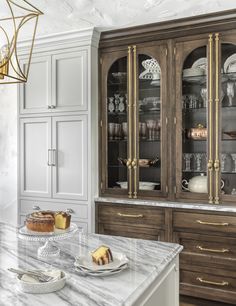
[52,50,88,112]
[52,115,87,200]
[20,118,51,197]
[19,56,51,113]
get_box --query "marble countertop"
[0,223,182,306]
[95,197,236,213]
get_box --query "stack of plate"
[74,252,129,276]
[183,57,207,82]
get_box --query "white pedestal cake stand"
[18,223,78,259]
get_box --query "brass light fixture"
[0,0,43,84]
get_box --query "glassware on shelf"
[200,88,207,108]
[122,122,127,139]
[108,97,115,113]
[108,123,115,140]
[193,153,203,172]
[114,94,120,113]
[231,153,236,172]
[139,122,147,139]
[146,120,156,141]
[114,123,121,139]
[226,82,234,106]
[221,153,227,173]
[118,96,126,113]
[231,188,236,195]
[183,153,193,171]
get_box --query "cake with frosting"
[91,245,113,265]
[25,211,71,232]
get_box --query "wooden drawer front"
[181,269,236,293]
[98,204,164,229]
[20,200,88,219]
[173,212,236,234]
[98,223,165,241]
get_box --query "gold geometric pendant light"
[0,0,43,84]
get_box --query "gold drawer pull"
[196,245,229,253]
[196,220,229,226]
[196,277,229,287]
[117,213,143,218]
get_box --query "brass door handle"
[196,220,229,226]
[131,159,137,169]
[126,158,132,169]
[117,212,143,218]
[196,245,229,253]
[196,277,229,287]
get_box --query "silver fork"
[8,268,54,282]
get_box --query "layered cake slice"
[91,245,113,265]
[54,211,71,229]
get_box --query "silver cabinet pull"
[51,149,56,166]
[66,208,74,214]
[47,149,52,166]
[32,205,40,210]
[51,105,56,109]
[47,105,51,109]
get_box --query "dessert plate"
[74,252,128,272]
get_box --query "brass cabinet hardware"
[128,46,133,199]
[196,245,229,253]
[133,45,137,199]
[196,277,229,287]
[126,158,132,169]
[117,212,143,218]
[165,48,168,56]
[214,33,220,204]
[208,34,213,204]
[196,220,229,226]
[100,120,102,127]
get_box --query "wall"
[0,85,17,226]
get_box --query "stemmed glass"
[227,82,234,106]
[194,153,202,172]
[146,120,156,140]
[183,153,192,171]
[231,154,236,172]
[221,153,227,173]
[200,88,207,108]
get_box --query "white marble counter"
[0,223,182,306]
[95,197,236,213]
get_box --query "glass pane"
[107,57,128,190]
[181,46,208,193]
[138,55,161,192]
[221,43,236,196]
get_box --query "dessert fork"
[8,268,54,282]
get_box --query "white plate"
[74,252,128,272]
[117,181,160,190]
[224,54,236,73]
[74,265,127,277]
[192,57,207,72]
[183,67,205,77]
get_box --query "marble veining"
[0,223,182,306]
[95,197,236,213]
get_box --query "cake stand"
[18,223,78,259]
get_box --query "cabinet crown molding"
[18,28,100,55]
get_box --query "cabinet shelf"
[108,139,160,143]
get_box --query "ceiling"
[1,0,236,39]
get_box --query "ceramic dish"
[223,131,236,139]
[74,252,128,272]
[17,271,66,294]
[224,54,236,73]
[192,57,207,72]
[183,67,205,77]
[117,181,160,190]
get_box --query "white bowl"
[117,181,160,190]
[17,271,66,294]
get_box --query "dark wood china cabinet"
[99,9,236,205]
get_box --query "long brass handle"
[128,46,132,199]
[126,158,132,169]
[196,277,229,287]
[214,33,220,204]
[133,45,137,199]
[208,34,213,204]
[196,245,229,253]
[117,212,143,218]
[196,220,229,226]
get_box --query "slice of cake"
[91,245,113,265]
[54,211,71,230]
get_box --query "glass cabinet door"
[105,55,129,194]
[176,39,209,202]
[136,54,162,196]
[220,39,236,202]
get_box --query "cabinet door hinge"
[174,117,176,125]
[166,185,168,193]
[174,47,176,55]
[174,186,177,193]
[166,117,168,125]
[165,48,168,56]
[100,120,103,127]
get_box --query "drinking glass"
[231,153,236,172]
[122,122,127,139]
[227,82,234,106]
[108,123,115,140]
[200,88,207,108]
[114,123,121,139]
[221,153,227,173]
[146,120,156,140]
[183,153,192,171]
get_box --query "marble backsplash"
[0,85,17,226]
